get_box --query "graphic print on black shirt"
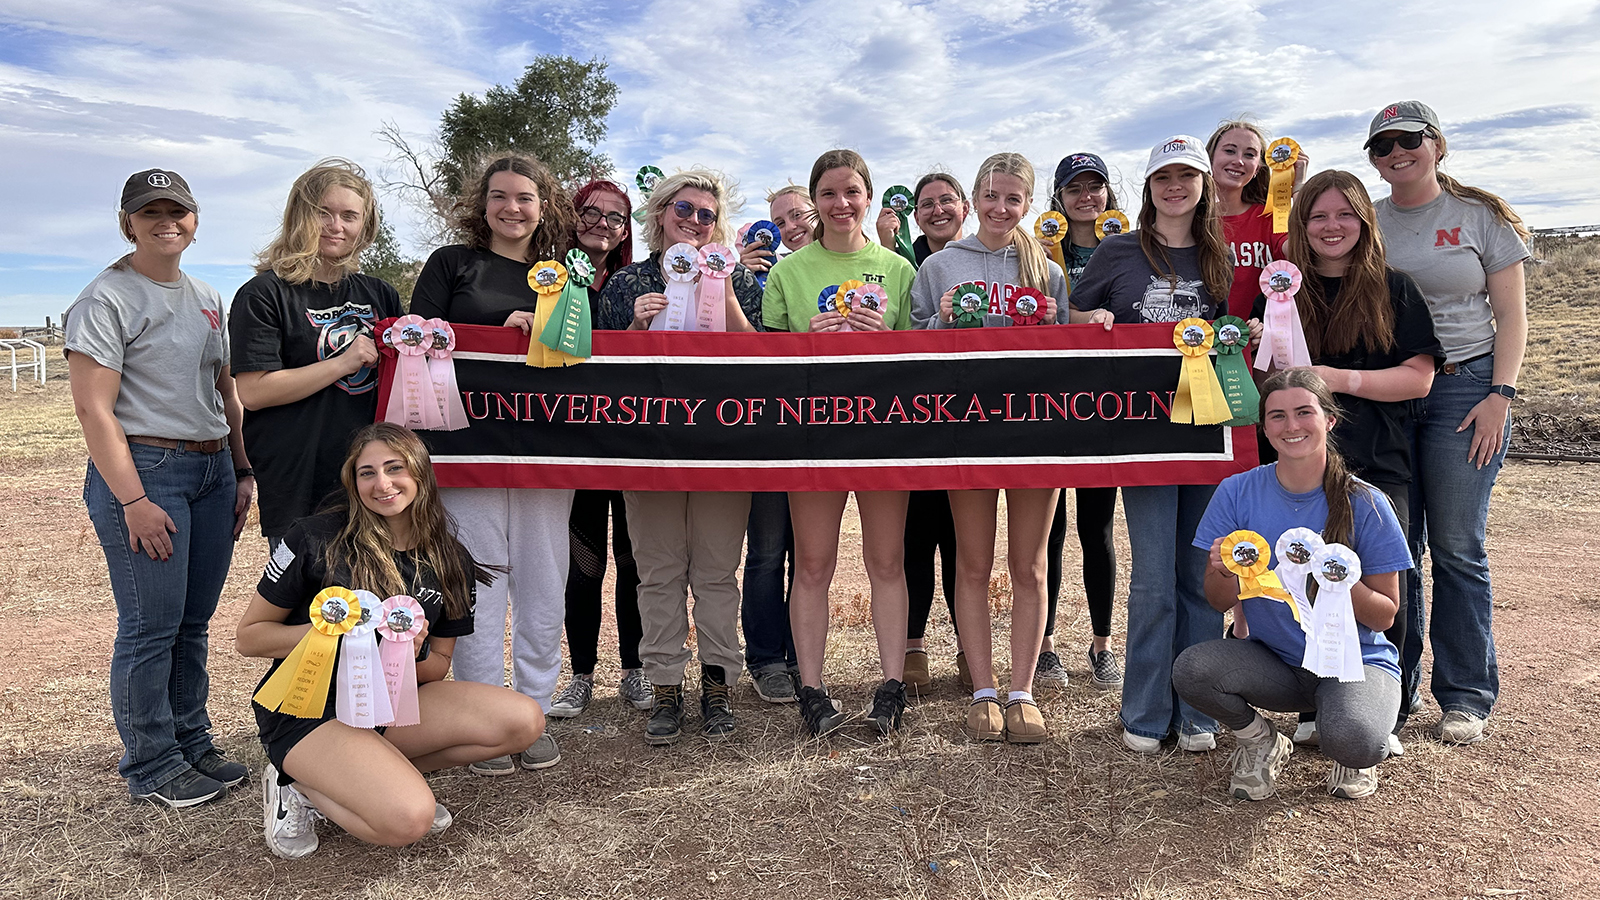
[304,301,384,394]
[1137,275,1208,322]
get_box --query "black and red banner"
[375,323,1258,492]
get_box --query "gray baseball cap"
[1365,101,1441,148]
[121,169,199,214]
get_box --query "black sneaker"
[131,767,226,809]
[797,685,846,736]
[645,683,685,746]
[866,678,906,734]
[192,749,248,787]
[700,665,736,741]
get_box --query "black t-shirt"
[912,235,933,267]
[411,244,547,326]
[1252,269,1443,485]
[253,512,476,719]
[228,272,402,537]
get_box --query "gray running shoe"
[1327,763,1379,799]
[520,733,561,769]
[192,749,249,787]
[1087,646,1123,689]
[1229,731,1294,801]
[132,767,225,809]
[468,755,516,777]
[549,674,594,719]
[262,763,319,859]
[753,666,797,703]
[1034,651,1069,689]
[1434,710,1487,745]
[619,668,654,710]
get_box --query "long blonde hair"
[971,153,1050,292]
[639,168,738,254]
[256,159,379,284]
[1431,133,1531,243]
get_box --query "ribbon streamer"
[951,282,988,328]
[1274,527,1323,628]
[336,590,394,728]
[1254,260,1311,372]
[1169,319,1232,425]
[694,243,735,332]
[420,320,470,430]
[632,165,664,223]
[539,248,594,359]
[1211,315,1260,425]
[651,243,701,332]
[524,260,583,368]
[1011,287,1048,326]
[1034,212,1069,285]
[1095,210,1130,241]
[253,587,360,718]
[1264,137,1301,234]
[378,594,425,726]
[382,316,444,430]
[1304,543,1366,681]
[882,185,917,267]
[743,219,781,289]
[1220,530,1292,603]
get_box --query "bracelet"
[235,467,255,479]
[120,494,147,508]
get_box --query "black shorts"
[254,702,384,785]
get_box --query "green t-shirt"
[761,240,915,332]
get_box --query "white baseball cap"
[1143,135,1211,180]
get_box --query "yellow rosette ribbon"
[525,260,584,368]
[1264,137,1301,234]
[1095,210,1129,241]
[1220,530,1293,608]
[1169,319,1233,425]
[1033,211,1069,287]
[253,587,361,718]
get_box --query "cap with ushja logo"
[121,169,199,214]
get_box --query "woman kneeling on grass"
[236,423,545,859]
[1175,368,1409,801]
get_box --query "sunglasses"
[672,199,718,226]
[578,206,628,231]
[1369,131,1430,158]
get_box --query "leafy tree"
[361,216,420,307]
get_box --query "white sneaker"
[1386,733,1405,758]
[262,763,320,860]
[428,801,453,836]
[1434,710,1487,745]
[1177,731,1216,752]
[1229,731,1294,801]
[1122,729,1162,754]
[1292,721,1320,746]
[548,674,593,718]
[1327,763,1379,799]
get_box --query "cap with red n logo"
[120,168,199,214]
[1364,100,1442,149]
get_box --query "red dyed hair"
[571,180,633,291]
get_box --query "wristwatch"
[1488,384,1518,400]
[235,467,255,479]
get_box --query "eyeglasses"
[672,199,718,226]
[578,206,627,231]
[1369,131,1430,158]
[1061,180,1108,196]
[916,194,963,213]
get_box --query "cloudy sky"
[3,0,1597,325]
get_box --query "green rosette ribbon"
[632,165,665,223]
[1212,315,1259,425]
[882,185,917,268]
[952,281,988,328]
[539,248,594,359]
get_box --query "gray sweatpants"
[1173,638,1399,769]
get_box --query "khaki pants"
[623,491,752,685]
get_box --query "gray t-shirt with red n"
[64,264,230,441]
[1375,192,1529,363]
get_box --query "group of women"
[65,98,1529,857]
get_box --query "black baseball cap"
[121,169,199,214]
[1053,153,1109,190]
[1364,101,1442,149]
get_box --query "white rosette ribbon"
[1273,527,1323,632]
[336,590,394,728]
[650,242,701,332]
[1304,543,1366,682]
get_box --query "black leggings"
[1047,486,1118,639]
[905,490,957,640]
[565,490,643,674]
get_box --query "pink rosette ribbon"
[650,242,700,332]
[383,315,445,429]
[337,590,395,729]
[694,243,735,332]
[855,282,888,319]
[1255,260,1311,372]
[377,594,426,727]
[422,319,470,431]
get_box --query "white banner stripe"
[452,347,1188,365]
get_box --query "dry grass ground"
[3,244,1598,899]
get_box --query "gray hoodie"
[910,234,1070,329]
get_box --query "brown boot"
[965,697,1004,741]
[1004,698,1047,744]
[903,650,931,694]
[956,651,974,693]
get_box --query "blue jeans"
[742,491,795,672]
[1404,354,1508,718]
[1120,483,1220,740]
[85,444,237,793]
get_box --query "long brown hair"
[1205,121,1270,207]
[326,423,494,619]
[451,153,574,264]
[971,153,1050,292]
[1430,132,1531,243]
[1136,169,1233,306]
[807,149,873,243]
[1284,171,1394,357]
[256,158,380,285]
[1259,368,1378,547]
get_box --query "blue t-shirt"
[1192,465,1413,679]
